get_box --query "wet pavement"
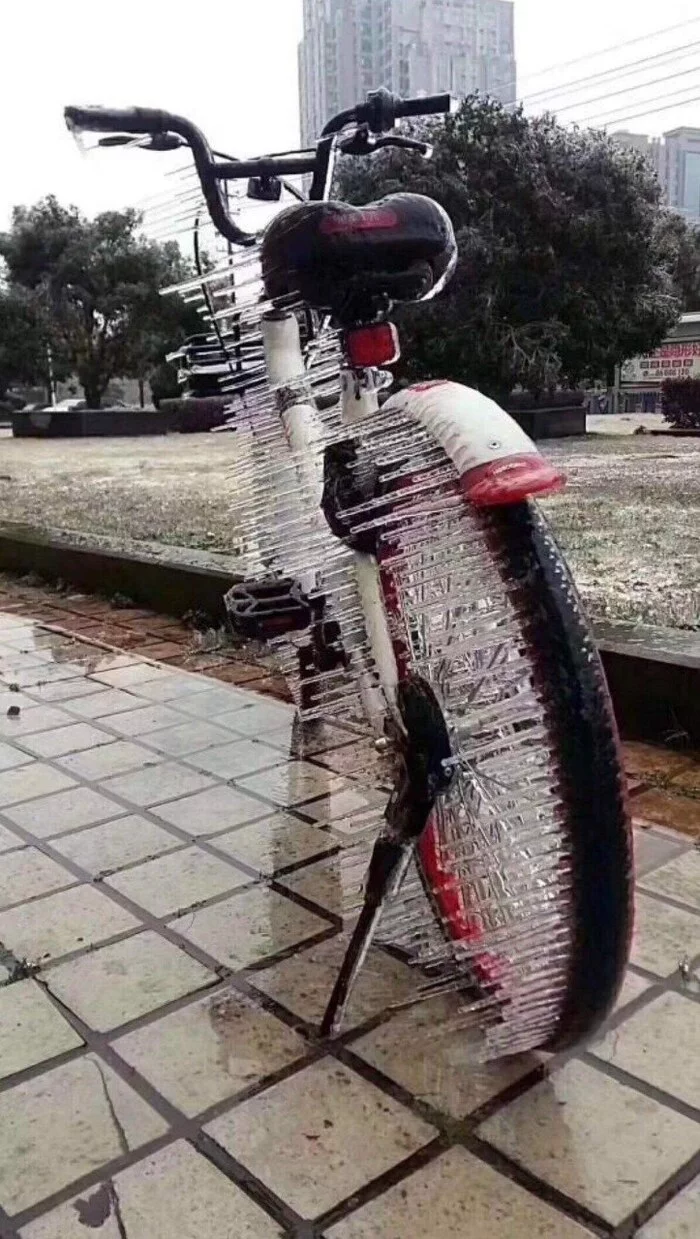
[0,613,698,1237]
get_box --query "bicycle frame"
[261,309,399,735]
[254,127,561,738]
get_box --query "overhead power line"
[584,90,700,130]
[515,39,700,110]
[554,61,700,119]
[504,15,700,104]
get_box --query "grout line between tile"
[2,709,381,868]
[601,983,668,1033]
[8,1133,178,1232]
[0,1205,21,1239]
[0,728,358,898]
[612,1146,700,1239]
[267,878,346,929]
[0,1043,88,1096]
[7,972,320,1234]
[634,885,700,919]
[17,661,373,777]
[579,1050,700,1123]
[5,801,597,1236]
[327,1046,615,1235]
[0,810,339,979]
[189,1049,327,1131]
[0,876,80,916]
[225,972,326,1041]
[193,1130,312,1237]
[312,1136,448,1235]
[2,621,697,1238]
[464,1131,614,1237]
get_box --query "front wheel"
[376,493,633,1057]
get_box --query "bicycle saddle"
[261,192,457,322]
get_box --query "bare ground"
[0,427,698,629]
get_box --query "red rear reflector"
[461,454,565,507]
[346,323,400,368]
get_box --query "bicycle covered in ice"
[65,90,633,1056]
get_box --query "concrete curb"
[0,526,238,623]
[595,623,700,748]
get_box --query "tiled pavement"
[0,572,293,701]
[1,570,699,842]
[0,612,698,1237]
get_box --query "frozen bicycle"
[65,90,633,1056]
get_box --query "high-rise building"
[662,128,700,223]
[611,126,700,224]
[299,0,516,148]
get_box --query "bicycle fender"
[383,380,565,506]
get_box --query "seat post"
[339,321,399,426]
[339,365,382,425]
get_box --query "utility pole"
[46,343,57,407]
[612,364,621,416]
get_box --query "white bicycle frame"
[262,312,397,733]
[261,310,549,735]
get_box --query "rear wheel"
[376,491,633,1056]
[254,375,633,1056]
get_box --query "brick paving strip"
[0,586,696,1237]
[0,570,293,701]
[0,570,697,842]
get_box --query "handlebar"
[65,105,257,247]
[396,93,452,119]
[322,87,451,136]
[64,89,452,247]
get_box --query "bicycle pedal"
[224,577,312,640]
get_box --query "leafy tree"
[0,284,46,400]
[149,361,182,408]
[656,211,700,312]
[336,96,683,396]
[661,377,700,429]
[0,197,201,407]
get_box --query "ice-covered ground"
[0,419,697,629]
[542,424,699,628]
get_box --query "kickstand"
[320,837,413,1037]
[321,675,452,1037]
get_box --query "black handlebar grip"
[395,93,452,119]
[65,105,171,136]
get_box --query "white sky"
[0,0,699,228]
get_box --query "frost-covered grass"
[0,428,698,630]
[541,435,700,629]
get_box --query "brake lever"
[97,132,185,152]
[375,136,433,158]
[338,125,375,156]
[339,126,433,159]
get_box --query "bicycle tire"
[375,488,633,1056]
